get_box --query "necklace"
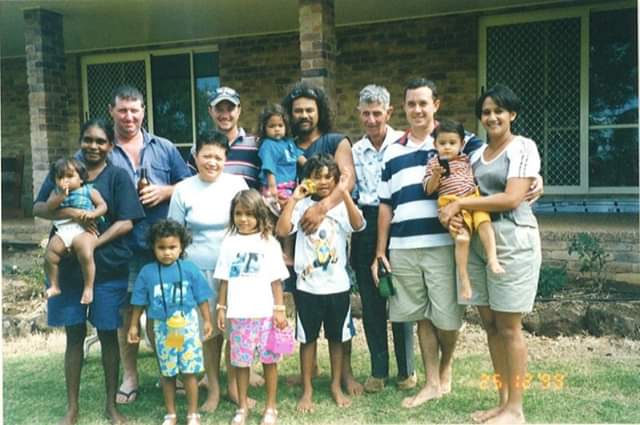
[484,134,515,162]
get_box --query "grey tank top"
[472,147,538,228]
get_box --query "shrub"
[568,232,610,291]
[537,263,568,298]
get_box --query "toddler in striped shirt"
[424,119,504,300]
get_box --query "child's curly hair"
[148,219,192,258]
[228,189,273,239]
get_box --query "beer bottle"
[137,167,150,192]
[377,257,395,298]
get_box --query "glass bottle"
[377,257,395,298]
[137,167,150,192]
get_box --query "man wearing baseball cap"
[204,86,261,189]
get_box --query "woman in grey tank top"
[440,85,542,424]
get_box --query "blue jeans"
[351,206,415,379]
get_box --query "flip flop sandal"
[161,413,177,425]
[260,408,278,425]
[231,408,248,425]
[115,388,139,404]
[186,413,201,425]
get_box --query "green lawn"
[4,332,640,425]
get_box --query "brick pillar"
[298,0,337,107]
[24,8,67,200]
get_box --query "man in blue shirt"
[108,84,191,405]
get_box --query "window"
[480,5,638,194]
[81,48,219,159]
[588,9,638,187]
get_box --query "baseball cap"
[208,86,240,107]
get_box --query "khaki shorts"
[464,219,541,313]
[388,245,463,331]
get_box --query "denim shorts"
[47,277,127,330]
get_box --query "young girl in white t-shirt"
[215,189,289,425]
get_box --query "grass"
[3,328,640,424]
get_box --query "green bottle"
[377,257,395,298]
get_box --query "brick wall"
[217,32,301,134]
[2,13,478,212]
[542,231,640,274]
[335,14,479,140]
[1,58,31,213]
[216,13,478,141]
[1,55,81,215]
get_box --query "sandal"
[186,413,201,425]
[231,408,248,425]
[260,408,278,425]
[161,413,177,425]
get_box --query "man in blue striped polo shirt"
[373,78,482,409]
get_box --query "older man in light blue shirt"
[351,85,416,393]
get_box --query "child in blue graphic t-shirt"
[128,219,213,425]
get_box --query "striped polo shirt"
[225,128,261,190]
[424,154,476,197]
[378,128,483,250]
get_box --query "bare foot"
[250,368,265,387]
[58,408,78,425]
[439,365,452,395]
[471,406,504,424]
[46,286,62,299]
[80,287,93,304]
[342,375,363,396]
[296,392,315,413]
[486,408,524,424]
[330,386,352,408]
[200,389,220,412]
[459,281,472,300]
[227,391,256,409]
[488,260,505,275]
[401,385,441,408]
[105,407,127,425]
[198,375,209,389]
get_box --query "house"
[1,0,637,275]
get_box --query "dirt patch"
[3,245,640,360]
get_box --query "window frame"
[80,45,219,150]
[478,1,637,195]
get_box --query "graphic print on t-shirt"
[229,252,263,278]
[301,217,339,280]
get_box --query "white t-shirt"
[290,197,365,295]
[214,233,289,319]
[168,173,248,270]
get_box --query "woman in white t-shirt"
[168,131,247,412]
[440,85,541,425]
